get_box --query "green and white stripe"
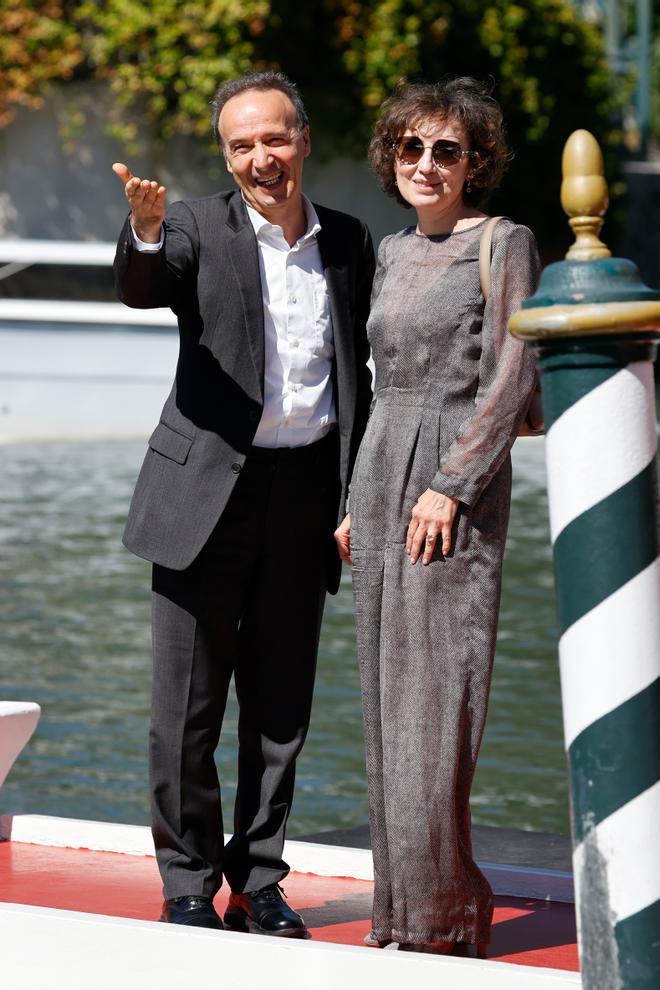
[541,348,660,988]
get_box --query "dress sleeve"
[350,221,376,468]
[370,234,392,305]
[429,223,541,507]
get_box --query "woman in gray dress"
[334,78,540,955]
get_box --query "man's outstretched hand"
[112,163,166,244]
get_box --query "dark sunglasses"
[394,137,476,168]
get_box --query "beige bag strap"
[478,216,505,301]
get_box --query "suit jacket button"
[231,462,242,474]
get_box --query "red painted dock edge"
[0,841,578,971]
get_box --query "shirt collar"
[244,194,321,245]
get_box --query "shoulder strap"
[478,216,505,301]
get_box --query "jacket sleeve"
[113,200,200,312]
[429,223,541,507]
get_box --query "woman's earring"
[466,176,472,194]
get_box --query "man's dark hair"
[211,71,309,148]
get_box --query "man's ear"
[221,147,233,175]
[301,126,311,159]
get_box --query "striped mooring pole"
[510,130,660,988]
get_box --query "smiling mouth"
[256,171,284,188]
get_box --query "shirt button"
[231,463,242,474]
[290,296,297,304]
[291,339,299,348]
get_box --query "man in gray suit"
[112,72,374,935]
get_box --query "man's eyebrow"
[227,130,291,146]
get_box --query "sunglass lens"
[398,139,424,164]
[397,139,466,167]
[432,142,462,166]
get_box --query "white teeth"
[258,173,283,187]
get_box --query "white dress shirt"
[131,195,336,448]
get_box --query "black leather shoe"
[160,895,224,930]
[224,883,309,938]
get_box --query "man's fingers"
[335,532,351,564]
[113,166,166,214]
[112,162,133,185]
[140,180,161,206]
[129,177,150,199]
[334,516,352,565]
[123,177,144,203]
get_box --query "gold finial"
[560,129,611,261]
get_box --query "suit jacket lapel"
[225,194,264,401]
[317,221,355,438]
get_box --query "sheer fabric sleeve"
[371,234,392,304]
[429,223,541,507]
[366,234,393,406]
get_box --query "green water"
[0,439,568,836]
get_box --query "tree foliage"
[75,0,272,144]
[1,0,623,245]
[652,2,659,148]
[0,0,83,127]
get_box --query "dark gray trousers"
[149,433,337,899]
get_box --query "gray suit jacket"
[114,190,374,592]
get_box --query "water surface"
[1,438,568,836]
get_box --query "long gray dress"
[350,218,540,946]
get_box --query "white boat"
[0,702,580,989]
[0,239,178,441]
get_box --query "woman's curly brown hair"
[368,77,513,209]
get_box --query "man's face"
[218,89,310,221]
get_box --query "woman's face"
[394,117,473,219]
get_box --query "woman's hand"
[334,513,352,565]
[406,489,459,565]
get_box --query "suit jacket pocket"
[148,421,194,465]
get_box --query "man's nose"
[253,142,272,169]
